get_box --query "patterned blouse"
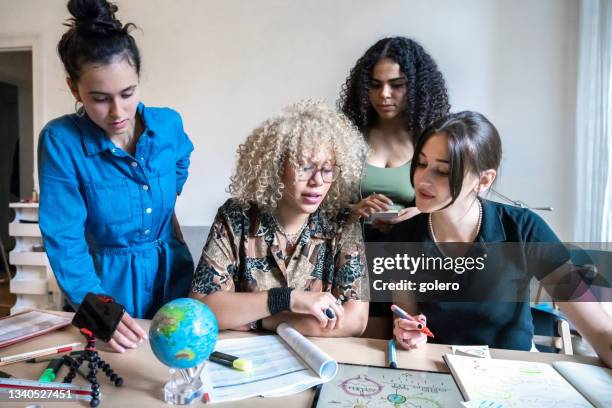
[191,199,368,300]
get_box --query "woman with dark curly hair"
[339,37,450,236]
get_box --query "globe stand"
[164,363,206,405]
[63,328,124,407]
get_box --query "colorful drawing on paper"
[445,354,593,408]
[315,364,463,408]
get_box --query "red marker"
[391,304,435,338]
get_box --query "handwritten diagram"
[316,364,463,408]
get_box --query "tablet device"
[311,363,463,408]
[0,310,71,349]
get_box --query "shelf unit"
[8,202,62,314]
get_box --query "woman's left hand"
[290,290,344,330]
[372,207,421,233]
[172,212,185,244]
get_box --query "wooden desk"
[0,317,602,407]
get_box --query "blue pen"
[388,339,397,369]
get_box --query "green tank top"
[360,161,415,211]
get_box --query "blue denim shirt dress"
[38,102,195,318]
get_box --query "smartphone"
[369,210,401,221]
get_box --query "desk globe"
[149,298,218,404]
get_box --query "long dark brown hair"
[410,111,502,207]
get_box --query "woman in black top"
[389,111,612,367]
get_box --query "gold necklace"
[428,199,482,243]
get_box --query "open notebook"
[444,354,612,408]
[206,323,338,403]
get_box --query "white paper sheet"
[207,325,337,403]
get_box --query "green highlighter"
[39,358,63,382]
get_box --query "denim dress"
[38,103,195,318]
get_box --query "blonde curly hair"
[228,100,367,216]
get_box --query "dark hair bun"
[67,0,122,35]
[58,0,141,81]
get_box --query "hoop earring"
[75,100,84,117]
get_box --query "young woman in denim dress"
[38,0,194,352]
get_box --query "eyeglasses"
[296,164,340,183]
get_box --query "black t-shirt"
[387,198,569,351]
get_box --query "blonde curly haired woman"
[190,101,369,337]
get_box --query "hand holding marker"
[391,304,434,338]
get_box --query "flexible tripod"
[63,328,123,407]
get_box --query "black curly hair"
[338,37,450,143]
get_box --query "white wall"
[0,0,579,240]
